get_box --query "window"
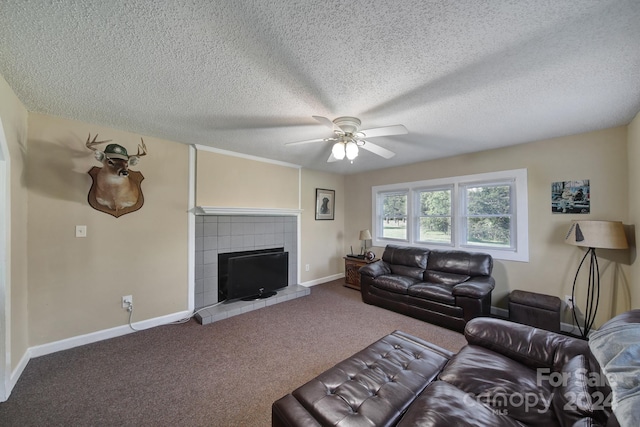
[372,169,528,262]
[461,182,514,249]
[416,187,452,245]
[378,191,408,241]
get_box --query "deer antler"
[134,138,148,157]
[85,133,112,151]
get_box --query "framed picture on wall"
[551,180,590,214]
[315,188,335,220]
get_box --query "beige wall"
[300,169,345,283]
[0,76,29,372]
[628,111,640,308]
[195,149,346,285]
[196,149,299,209]
[26,114,190,345]
[345,126,633,328]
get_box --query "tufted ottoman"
[272,331,453,427]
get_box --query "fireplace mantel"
[195,206,302,216]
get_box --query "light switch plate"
[75,225,87,238]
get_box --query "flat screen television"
[219,249,288,301]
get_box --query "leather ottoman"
[508,290,562,332]
[272,331,453,427]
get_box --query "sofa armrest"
[464,317,589,370]
[359,260,391,278]
[452,276,495,298]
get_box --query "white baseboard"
[6,309,191,401]
[300,273,344,287]
[29,310,192,358]
[9,350,30,398]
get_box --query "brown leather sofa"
[273,310,640,427]
[359,245,494,331]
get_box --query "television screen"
[218,248,284,302]
[226,251,288,301]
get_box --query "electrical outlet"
[305,264,310,272]
[122,295,133,308]
[564,295,574,309]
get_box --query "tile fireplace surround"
[194,214,308,325]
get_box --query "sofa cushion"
[425,270,471,285]
[382,245,428,269]
[373,275,421,295]
[551,355,610,427]
[397,381,524,427]
[439,345,558,427]
[427,250,492,276]
[408,283,455,305]
[390,264,426,280]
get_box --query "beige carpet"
[0,279,467,426]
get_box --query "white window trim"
[372,169,529,262]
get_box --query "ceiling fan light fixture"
[332,142,345,159]
[287,116,404,164]
[345,141,358,160]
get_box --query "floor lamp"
[564,220,628,339]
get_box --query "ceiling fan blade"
[313,115,343,133]
[358,124,408,139]
[327,153,340,162]
[285,137,333,146]
[359,140,396,159]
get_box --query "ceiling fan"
[285,116,408,163]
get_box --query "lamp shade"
[345,141,359,160]
[565,220,628,249]
[332,142,345,160]
[359,229,372,240]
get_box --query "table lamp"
[359,229,372,254]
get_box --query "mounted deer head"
[86,133,147,217]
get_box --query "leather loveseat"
[273,310,640,427]
[359,244,494,331]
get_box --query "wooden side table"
[343,256,378,291]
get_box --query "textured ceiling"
[1,0,640,174]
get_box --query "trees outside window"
[462,183,513,248]
[380,192,407,240]
[417,188,452,244]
